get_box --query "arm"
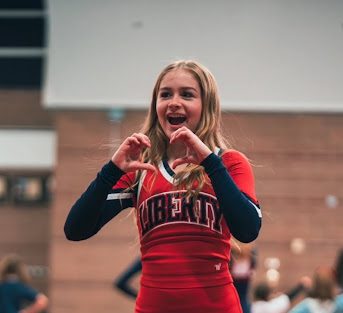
[201,153,261,243]
[169,127,261,243]
[114,257,142,298]
[286,284,306,301]
[284,277,312,313]
[286,276,311,301]
[20,294,49,313]
[64,161,133,241]
[265,294,292,313]
[64,133,156,241]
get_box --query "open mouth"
[167,115,187,125]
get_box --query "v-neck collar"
[159,158,175,184]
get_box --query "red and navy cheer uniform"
[64,150,262,313]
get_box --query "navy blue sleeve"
[201,153,261,243]
[64,161,134,241]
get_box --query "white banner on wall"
[0,130,56,169]
[44,0,343,112]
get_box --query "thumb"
[130,161,157,172]
[171,156,196,169]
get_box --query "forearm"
[286,283,305,301]
[114,258,142,298]
[115,281,138,298]
[64,161,125,240]
[201,153,261,243]
[20,294,48,313]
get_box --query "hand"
[169,127,212,169]
[299,276,312,290]
[111,133,156,172]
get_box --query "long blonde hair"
[139,60,230,194]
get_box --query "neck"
[166,142,187,161]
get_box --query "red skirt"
[135,283,242,313]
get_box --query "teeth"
[168,114,185,118]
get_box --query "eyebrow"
[159,87,198,92]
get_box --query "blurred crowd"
[1,246,342,313]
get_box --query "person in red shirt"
[64,60,262,313]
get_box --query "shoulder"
[268,294,291,311]
[335,294,343,309]
[252,296,290,313]
[2,280,38,297]
[220,149,251,168]
[251,300,267,313]
[220,149,249,160]
[289,298,312,313]
[220,149,254,177]
[113,171,136,189]
[220,149,258,201]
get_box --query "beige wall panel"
[222,113,343,153]
[55,111,111,147]
[0,209,50,243]
[51,282,135,313]
[257,179,342,198]
[51,238,139,283]
[0,90,53,126]
[254,154,342,179]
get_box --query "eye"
[181,91,194,99]
[159,91,171,99]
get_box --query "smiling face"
[156,69,202,138]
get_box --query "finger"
[170,127,189,140]
[132,133,151,148]
[126,136,141,147]
[170,130,191,144]
[129,161,157,172]
[171,156,197,169]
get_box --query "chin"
[162,123,190,138]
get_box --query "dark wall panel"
[0,0,43,10]
[0,57,42,88]
[0,17,45,47]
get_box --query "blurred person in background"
[289,265,343,313]
[251,275,311,313]
[0,254,48,313]
[230,241,257,313]
[335,249,343,311]
[335,249,343,294]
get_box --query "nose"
[168,95,181,110]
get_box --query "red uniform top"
[113,149,258,289]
